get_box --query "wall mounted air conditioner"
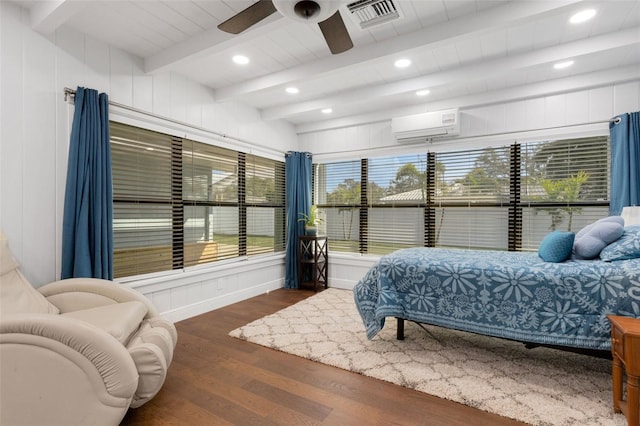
[391,108,460,143]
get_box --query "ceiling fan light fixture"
[220,0,353,55]
[273,0,340,23]
[294,0,321,19]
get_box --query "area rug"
[229,288,626,426]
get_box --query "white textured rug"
[229,288,626,426]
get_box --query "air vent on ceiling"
[346,0,401,29]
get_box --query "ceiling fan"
[218,0,354,54]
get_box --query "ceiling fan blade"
[218,0,278,34]
[318,11,353,55]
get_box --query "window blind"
[520,136,610,251]
[111,122,176,277]
[182,140,239,264]
[245,154,286,256]
[367,153,428,254]
[315,160,361,252]
[111,122,286,278]
[313,135,610,255]
[433,146,511,250]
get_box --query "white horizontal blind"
[183,140,239,264]
[111,122,176,277]
[111,122,285,277]
[520,136,610,251]
[245,154,285,256]
[367,207,424,253]
[311,135,610,256]
[315,160,361,252]
[433,146,511,250]
[367,154,428,254]
[183,141,238,203]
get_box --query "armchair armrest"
[1,314,140,426]
[39,278,159,317]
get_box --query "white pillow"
[573,216,624,259]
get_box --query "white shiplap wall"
[0,2,297,321]
[300,81,640,161]
[2,0,640,317]
[300,80,640,290]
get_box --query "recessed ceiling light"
[394,58,412,68]
[232,55,249,65]
[553,60,574,70]
[285,87,299,94]
[321,108,333,114]
[416,89,430,96]
[569,9,596,24]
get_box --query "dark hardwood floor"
[121,288,526,426]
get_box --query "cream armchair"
[0,234,177,426]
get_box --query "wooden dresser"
[608,315,640,426]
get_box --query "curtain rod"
[285,151,312,157]
[63,87,286,156]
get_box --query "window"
[245,153,286,257]
[367,154,428,254]
[314,160,361,253]
[111,122,285,278]
[520,137,610,250]
[183,141,239,264]
[314,135,609,255]
[111,123,175,277]
[433,147,511,250]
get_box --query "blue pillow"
[600,225,640,261]
[573,216,624,259]
[539,231,575,263]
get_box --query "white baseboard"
[328,279,355,291]
[161,279,283,323]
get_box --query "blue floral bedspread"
[353,248,640,350]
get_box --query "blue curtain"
[285,152,312,289]
[61,87,113,280]
[610,111,640,215]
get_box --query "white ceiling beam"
[144,13,284,74]
[214,0,585,101]
[262,28,640,120]
[29,0,86,34]
[295,65,640,134]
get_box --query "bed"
[353,247,640,351]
